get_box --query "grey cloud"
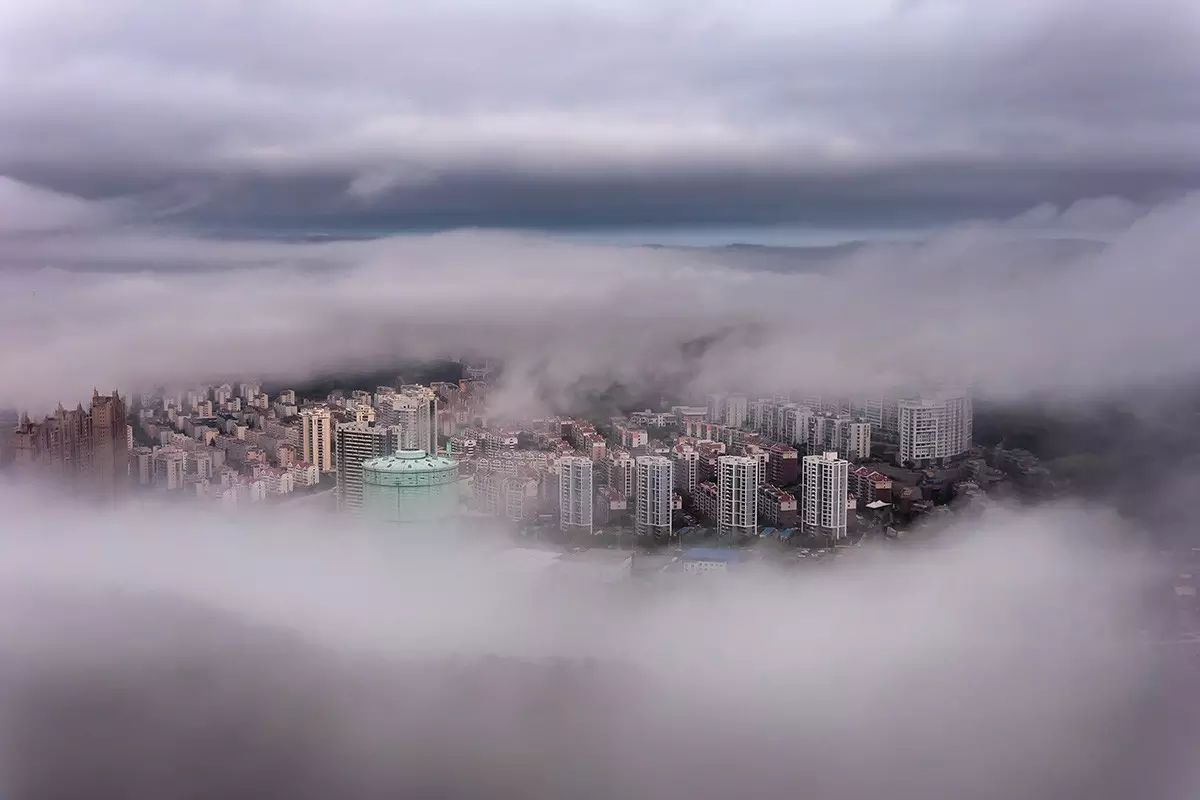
[1007,196,1147,232]
[0,176,119,233]
[1,0,1199,227]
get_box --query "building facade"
[897,393,973,467]
[779,404,814,449]
[723,395,749,429]
[13,390,129,499]
[375,387,439,454]
[603,449,636,500]
[360,449,460,525]
[300,407,333,473]
[671,444,699,497]
[839,421,871,462]
[717,455,758,537]
[758,483,798,527]
[335,422,400,511]
[764,442,799,486]
[152,446,187,491]
[802,451,849,541]
[558,456,594,534]
[635,455,673,538]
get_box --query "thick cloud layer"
[2,185,1199,413]
[1,0,1199,227]
[0,485,1191,799]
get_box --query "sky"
[0,0,1197,412]
[1,0,1200,234]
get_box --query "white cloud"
[0,484,1179,798]
[1,193,1199,413]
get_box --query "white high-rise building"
[635,455,673,538]
[717,455,758,537]
[671,445,699,497]
[897,392,972,467]
[300,407,333,473]
[559,456,594,533]
[802,451,849,541]
[335,423,399,511]
[723,395,749,429]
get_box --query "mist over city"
[3,1,1200,799]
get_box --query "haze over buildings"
[2,0,1200,797]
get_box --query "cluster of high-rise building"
[11,390,130,501]
[127,382,319,506]
[4,372,971,544]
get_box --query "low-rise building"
[764,442,799,486]
[849,466,893,505]
[759,484,798,527]
[695,481,720,522]
[291,462,320,488]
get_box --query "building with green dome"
[360,449,461,524]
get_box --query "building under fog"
[360,449,461,524]
[897,392,972,467]
[559,456,593,534]
[375,386,439,454]
[335,422,400,512]
[13,390,130,500]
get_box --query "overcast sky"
[1,1,1199,409]
[2,0,1200,232]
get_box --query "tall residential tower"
[335,422,400,511]
[802,451,849,541]
[300,407,333,473]
[897,392,972,467]
[559,456,594,534]
[635,455,673,538]
[717,455,758,537]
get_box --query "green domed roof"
[363,449,457,474]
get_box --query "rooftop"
[363,449,458,474]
